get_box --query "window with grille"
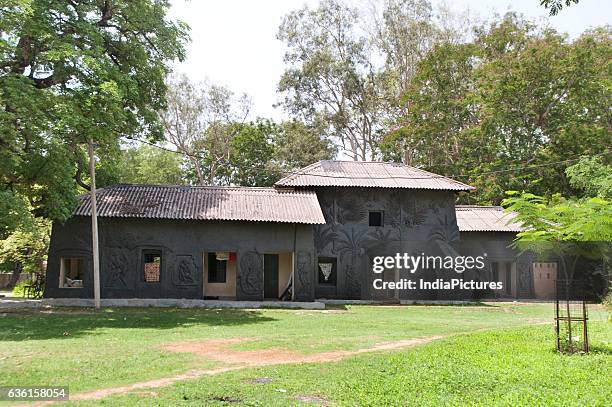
[208,253,227,283]
[143,251,162,283]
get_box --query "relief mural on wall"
[105,248,131,288]
[172,255,197,287]
[101,228,199,294]
[295,251,313,300]
[237,251,263,298]
[314,188,460,300]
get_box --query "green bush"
[603,284,612,313]
[11,279,30,297]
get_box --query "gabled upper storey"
[274,160,475,191]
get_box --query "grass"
[0,303,609,405]
[88,321,612,407]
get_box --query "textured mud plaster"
[313,187,466,301]
[45,217,315,300]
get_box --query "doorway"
[264,254,279,299]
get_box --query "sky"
[168,0,611,121]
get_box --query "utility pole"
[88,139,101,310]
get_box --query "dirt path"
[161,336,445,366]
[32,335,444,404]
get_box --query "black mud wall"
[313,187,466,301]
[458,232,531,299]
[45,217,316,300]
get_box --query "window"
[318,257,337,285]
[143,250,161,283]
[208,253,227,283]
[59,257,85,288]
[368,211,384,227]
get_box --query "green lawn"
[0,303,609,406]
[86,322,612,407]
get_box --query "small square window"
[368,211,384,227]
[143,251,161,283]
[318,257,337,285]
[59,257,85,288]
[208,253,227,283]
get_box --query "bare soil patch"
[160,335,444,366]
[23,335,442,405]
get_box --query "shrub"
[603,283,612,313]
[12,279,30,298]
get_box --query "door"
[264,254,279,299]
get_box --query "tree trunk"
[7,263,23,290]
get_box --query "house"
[45,160,555,302]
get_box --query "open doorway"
[264,253,293,301]
[203,251,236,299]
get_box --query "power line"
[120,137,611,182]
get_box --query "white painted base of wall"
[0,298,325,310]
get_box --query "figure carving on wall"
[238,252,262,296]
[428,214,460,244]
[296,251,312,293]
[336,190,366,224]
[403,198,427,228]
[106,249,129,288]
[173,255,197,287]
[314,224,337,253]
[383,191,402,227]
[345,262,361,298]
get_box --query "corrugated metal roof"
[75,185,325,224]
[456,205,523,232]
[275,160,474,191]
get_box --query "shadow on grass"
[589,345,612,356]
[0,308,277,342]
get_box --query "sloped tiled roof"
[455,205,523,232]
[75,184,325,224]
[275,160,474,191]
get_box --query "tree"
[565,156,612,199]
[371,0,470,124]
[227,119,279,187]
[382,14,612,204]
[160,75,250,185]
[1,0,189,227]
[540,0,580,16]
[277,0,382,161]
[274,120,336,171]
[201,119,335,187]
[0,212,50,288]
[503,158,612,285]
[503,192,611,282]
[115,144,185,185]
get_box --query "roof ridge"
[105,184,279,191]
[274,160,475,191]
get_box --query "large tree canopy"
[0,0,189,231]
[503,158,611,281]
[382,14,611,204]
